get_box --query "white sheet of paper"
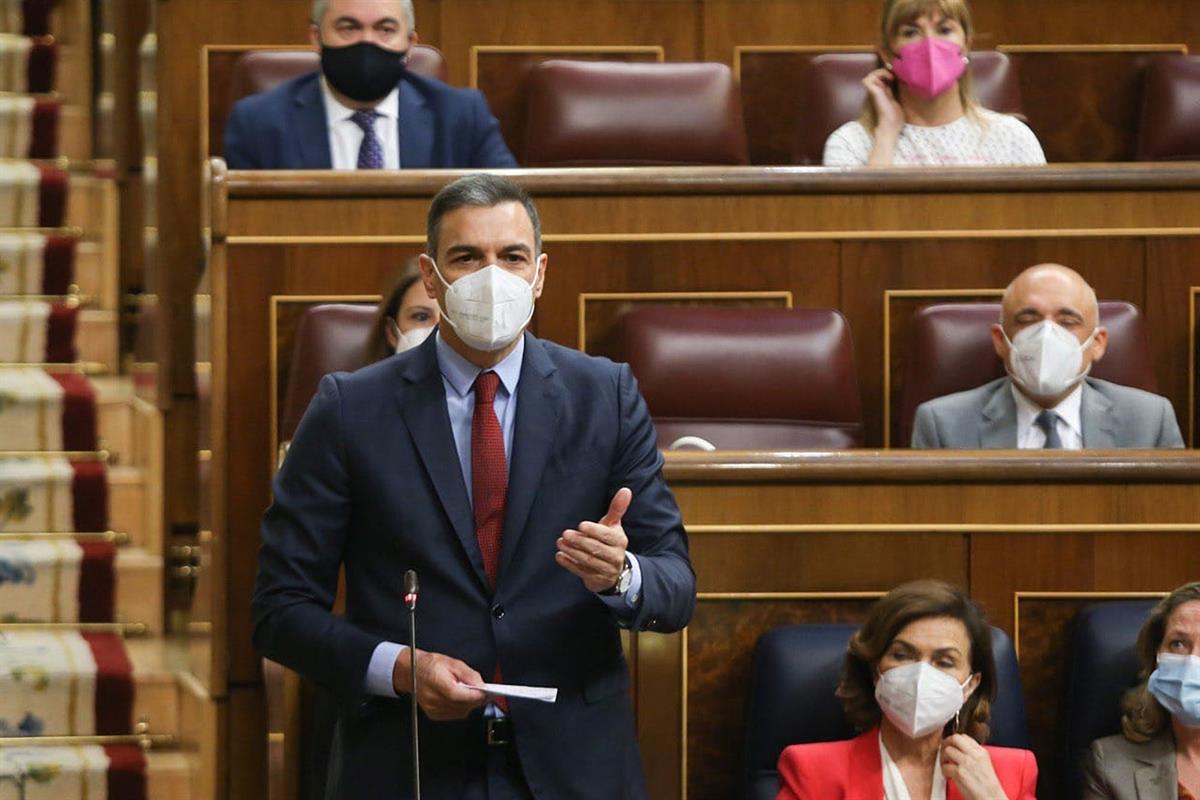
[458,681,558,703]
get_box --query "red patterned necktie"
[471,371,508,709]
[471,371,507,585]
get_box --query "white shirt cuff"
[364,640,407,698]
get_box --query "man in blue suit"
[253,173,695,799]
[224,0,517,170]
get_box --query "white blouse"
[823,110,1047,167]
[880,732,948,800]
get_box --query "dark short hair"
[837,580,998,742]
[1121,581,1200,742]
[426,174,541,259]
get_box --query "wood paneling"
[437,0,701,86]
[1145,238,1200,446]
[701,0,1200,57]
[999,47,1186,163]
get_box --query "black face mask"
[320,41,408,103]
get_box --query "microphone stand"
[404,570,420,800]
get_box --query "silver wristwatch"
[600,554,633,596]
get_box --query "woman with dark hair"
[1082,582,1200,799]
[365,256,439,362]
[776,580,1037,799]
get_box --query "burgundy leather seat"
[1136,54,1200,161]
[228,44,449,105]
[898,301,1157,447]
[619,307,863,450]
[793,51,1023,165]
[522,60,749,167]
[279,304,376,445]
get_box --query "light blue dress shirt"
[364,332,642,697]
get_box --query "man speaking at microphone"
[253,174,696,799]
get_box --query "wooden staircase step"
[116,547,163,634]
[126,636,186,742]
[76,308,117,373]
[146,750,192,800]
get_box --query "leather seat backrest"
[522,59,749,167]
[1059,601,1156,799]
[619,307,864,450]
[1136,54,1200,161]
[280,304,376,444]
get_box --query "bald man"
[912,264,1184,449]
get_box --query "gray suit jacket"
[1081,731,1178,800]
[911,377,1185,449]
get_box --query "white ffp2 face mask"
[393,324,433,354]
[875,661,972,739]
[429,260,538,352]
[1002,320,1097,400]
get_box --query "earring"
[954,710,961,732]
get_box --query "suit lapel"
[1134,762,1173,799]
[1134,732,1177,799]
[847,729,886,800]
[398,339,490,591]
[292,76,333,169]
[980,380,1018,448]
[399,79,432,168]
[497,335,562,581]
[1080,380,1118,447]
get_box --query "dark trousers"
[460,742,535,800]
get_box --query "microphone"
[403,569,420,800]
[403,569,419,611]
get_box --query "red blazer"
[776,728,1038,800]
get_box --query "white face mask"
[1002,320,1097,400]
[393,324,433,354]
[429,260,538,352]
[875,661,973,739]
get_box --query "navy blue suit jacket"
[253,332,695,799]
[224,70,518,169]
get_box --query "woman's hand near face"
[863,68,904,165]
[941,734,1008,800]
[864,68,905,134]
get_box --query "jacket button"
[491,604,505,620]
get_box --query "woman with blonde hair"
[776,580,1037,799]
[823,0,1045,167]
[1082,582,1200,799]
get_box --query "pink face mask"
[890,37,967,98]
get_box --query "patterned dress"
[823,110,1047,167]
